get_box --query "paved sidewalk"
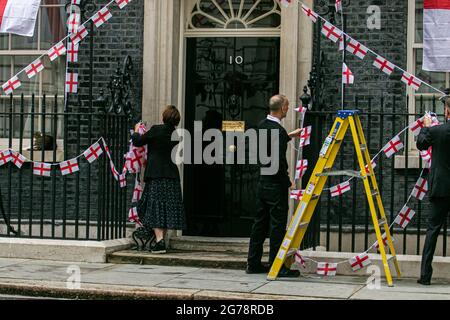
[0,258,448,300]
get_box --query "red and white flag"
[92,6,112,28]
[365,160,377,175]
[295,159,308,180]
[71,0,81,4]
[67,41,79,63]
[83,142,103,163]
[321,22,342,43]
[394,206,416,229]
[301,4,318,23]
[330,181,351,197]
[128,207,142,226]
[10,152,26,169]
[294,105,307,113]
[66,72,78,94]
[33,162,52,177]
[25,59,44,79]
[133,181,143,203]
[60,159,79,176]
[423,0,450,71]
[290,190,304,201]
[338,35,345,51]
[410,117,425,136]
[294,251,306,269]
[373,55,395,76]
[374,232,393,249]
[349,253,371,271]
[116,0,132,9]
[280,0,292,7]
[0,0,41,37]
[402,72,421,91]
[67,12,80,34]
[342,63,354,85]
[346,39,368,60]
[420,147,432,168]
[383,136,404,158]
[70,25,88,45]
[119,173,127,188]
[48,42,66,62]
[110,161,119,181]
[125,149,144,173]
[335,0,342,12]
[412,177,428,201]
[299,126,312,147]
[317,262,338,276]
[2,76,21,95]
[0,149,11,166]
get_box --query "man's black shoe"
[278,267,300,278]
[417,278,431,286]
[246,265,269,274]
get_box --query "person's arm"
[131,126,155,147]
[417,117,436,151]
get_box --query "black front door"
[184,37,280,237]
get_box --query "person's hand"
[423,116,432,128]
[290,181,296,190]
[134,123,141,132]
[288,128,302,138]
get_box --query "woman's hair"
[162,105,181,127]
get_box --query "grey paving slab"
[19,259,113,270]
[0,263,76,281]
[350,287,450,300]
[80,270,182,287]
[157,277,266,293]
[108,264,200,275]
[253,279,365,299]
[0,258,29,268]
[179,268,270,283]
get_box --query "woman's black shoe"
[417,278,431,285]
[246,265,270,274]
[150,239,166,254]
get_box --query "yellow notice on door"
[222,121,245,132]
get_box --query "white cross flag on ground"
[60,159,79,176]
[383,135,404,158]
[68,12,80,34]
[346,39,368,60]
[394,206,416,229]
[10,152,26,169]
[70,25,88,45]
[33,162,52,177]
[67,41,79,63]
[0,150,11,166]
[342,63,354,85]
[349,253,371,271]
[65,72,78,93]
[410,117,425,136]
[93,6,113,28]
[290,190,304,201]
[412,177,428,201]
[116,0,132,10]
[2,76,21,95]
[373,55,395,76]
[317,262,338,276]
[83,142,103,163]
[420,148,432,168]
[301,4,318,23]
[25,59,44,79]
[330,181,351,197]
[295,159,308,180]
[299,126,312,147]
[48,42,66,62]
[321,22,342,43]
[402,72,422,91]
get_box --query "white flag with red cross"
[25,59,44,79]
[2,76,21,95]
[365,160,377,175]
[294,251,307,269]
[330,181,351,197]
[335,0,342,12]
[383,136,404,158]
[317,262,338,276]
[373,55,395,76]
[70,25,88,45]
[126,148,144,173]
[394,206,416,229]
[68,12,80,34]
[402,72,421,91]
[409,117,425,136]
[295,159,308,180]
[119,173,127,188]
[65,72,78,94]
[290,190,304,201]
[60,159,79,176]
[420,147,432,168]
[349,253,371,271]
[116,0,132,9]
[342,63,354,85]
[33,162,52,177]
[133,181,143,203]
[301,4,318,23]
[10,152,26,169]
[294,105,307,114]
[338,35,345,51]
[374,232,393,249]
[299,126,312,147]
[110,161,119,181]
[71,0,81,4]
[48,42,66,62]
[128,207,142,226]
[67,41,79,63]
[321,22,342,43]
[83,142,103,163]
[346,39,368,60]
[412,177,428,201]
[0,150,11,166]
[92,6,113,28]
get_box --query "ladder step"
[299,222,309,229]
[372,190,379,196]
[378,219,387,226]
[316,170,363,179]
[360,144,367,150]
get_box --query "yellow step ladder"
[268,110,401,287]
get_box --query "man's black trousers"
[420,196,450,281]
[247,182,289,267]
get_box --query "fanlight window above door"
[188,0,281,30]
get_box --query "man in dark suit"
[417,99,450,285]
[246,95,302,277]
